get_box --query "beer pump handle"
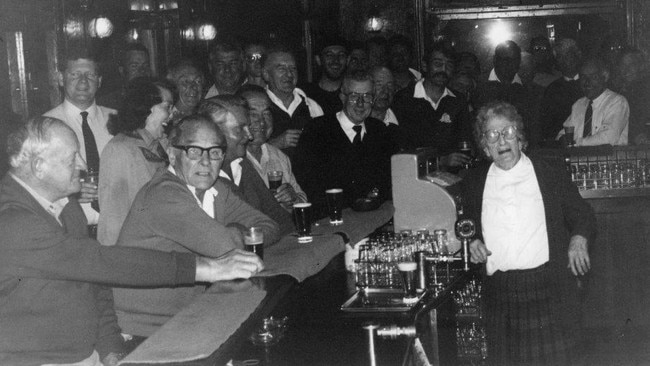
[455,218,476,272]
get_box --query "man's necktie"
[352,125,363,146]
[583,100,593,138]
[81,111,100,212]
[80,111,100,172]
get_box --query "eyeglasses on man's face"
[67,71,100,82]
[173,145,226,161]
[344,92,374,104]
[483,125,518,143]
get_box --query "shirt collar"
[564,74,580,82]
[10,173,69,222]
[167,165,219,201]
[336,110,365,131]
[137,128,158,148]
[63,99,98,118]
[488,152,531,177]
[413,80,456,109]
[266,87,307,107]
[383,108,399,126]
[488,69,523,85]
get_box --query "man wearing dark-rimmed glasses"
[294,72,397,217]
[113,114,278,338]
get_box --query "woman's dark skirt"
[484,263,582,366]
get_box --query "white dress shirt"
[246,143,307,202]
[218,158,243,186]
[44,100,116,225]
[266,87,324,118]
[336,111,366,143]
[482,153,549,275]
[558,88,629,146]
[168,165,218,218]
[412,79,456,110]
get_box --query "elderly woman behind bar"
[459,101,596,365]
[98,77,175,246]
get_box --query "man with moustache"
[113,115,277,337]
[301,36,348,115]
[44,48,115,229]
[205,39,246,98]
[294,72,396,216]
[392,43,473,169]
[263,47,323,158]
[199,96,295,235]
[166,59,205,127]
[557,58,629,146]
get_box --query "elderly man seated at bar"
[0,116,263,366]
[460,101,596,365]
[199,95,296,236]
[557,58,629,146]
[238,84,307,210]
[113,115,278,338]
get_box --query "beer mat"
[118,288,266,365]
[258,201,394,282]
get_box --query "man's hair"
[7,116,69,171]
[198,95,249,127]
[262,44,296,69]
[166,58,204,81]
[341,71,374,94]
[108,77,176,135]
[168,114,223,146]
[317,35,348,55]
[120,43,149,66]
[426,41,456,65]
[208,38,244,61]
[553,38,581,59]
[582,57,609,75]
[474,101,527,155]
[58,47,101,74]
[236,84,268,100]
[495,40,521,61]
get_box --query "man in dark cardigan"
[458,102,596,365]
[0,117,262,366]
[294,72,396,217]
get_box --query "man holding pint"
[113,115,278,337]
[294,71,396,217]
[0,116,263,365]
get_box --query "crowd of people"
[1,30,643,365]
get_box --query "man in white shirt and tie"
[557,58,629,146]
[44,48,116,228]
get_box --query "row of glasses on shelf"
[354,229,451,289]
[570,160,650,190]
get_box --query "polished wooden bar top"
[120,203,395,365]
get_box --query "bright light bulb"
[196,23,217,41]
[88,16,114,38]
[487,20,511,46]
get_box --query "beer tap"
[455,218,476,272]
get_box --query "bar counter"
[121,202,467,365]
